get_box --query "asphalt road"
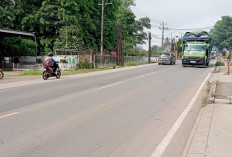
[0,61,213,157]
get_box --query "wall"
[15,55,78,70]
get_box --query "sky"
[132,0,232,49]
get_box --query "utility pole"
[98,0,112,65]
[159,22,168,53]
[148,32,151,63]
[171,33,173,52]
[117,21,123,66]
[100,0,104,56]
[65,23,68,48]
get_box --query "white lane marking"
[0,112,19,119]
[99,82,123,89]
[151,72,212,157]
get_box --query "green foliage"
[79,59,91,69]
[60,59,67,63]
[151,45,162,57]
[124,46,148,56]
[118,6,151,56]
[176,38,183,56]
[0,37,36,56]
[18,71,42,76]
[215,62,221,66]
[0,0,150,57]
[122,0,135,8]
[0,0,15,28]
[211,16,232,51]
[124,62,145,66]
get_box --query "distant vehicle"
[210,51,217,59]
[158,53,176,65]
[182,31,211,67]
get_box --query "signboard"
[111,52,116,56]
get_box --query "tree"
[0,37,36,56]
[151,45,162,57]
[0,0,151,57]
[0,0,15,28]
[163,37,171,52]
[175,38,183,57]
[122,0,135,9]
[118,6,151,56]
[211,16,232,51]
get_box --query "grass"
[13,62,147,77]
[124,62,146,66]
[17,71,41,76]
[202,96,208,105]
[62,68,107,75]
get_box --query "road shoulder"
[183,65,232,157]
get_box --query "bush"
[60,59,67,63]
[36,58,42,63]
[215,62,221,66]
[79,59,91,69]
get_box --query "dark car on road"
[158,53,176,65]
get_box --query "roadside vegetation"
[17,71,41,76]
[124,62,146,66]
[13,62,148,77]
[0,0,154,57]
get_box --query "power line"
[131,7,162,23]
[168,26,214,31]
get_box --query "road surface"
[0,61,213,157]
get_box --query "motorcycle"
[42,63,61,80]
[0,69,4,79]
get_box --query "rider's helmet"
[223,48,227,51]
[48,52,53,57]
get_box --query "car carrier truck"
[182,31,211,67]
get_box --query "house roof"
[0,28,34,37]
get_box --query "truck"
[182,31,211,67]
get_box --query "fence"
[124,56,148,63]
[94,55,117,68]
[0,57,13,70]
[94,55,156,68]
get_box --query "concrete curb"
[207,66,220,104]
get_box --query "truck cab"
[182,31,211,67]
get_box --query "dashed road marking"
[0,112,19,119]
[99,82,123,89]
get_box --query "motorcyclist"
[47,52,57,74]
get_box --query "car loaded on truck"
[181,31,212,67]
